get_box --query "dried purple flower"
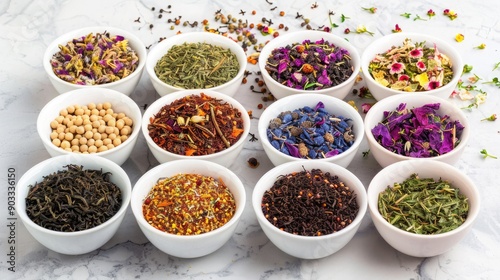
[265,39,354,91]
[371,102,464,157]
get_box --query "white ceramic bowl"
[37,88,142,166]
[367,160,480,257]
[361,32,463,101]
[252,160,367,259]
[131,159,246,258]
[364,93,469,168]
[258,93,364,167]
[146,32,247,97]
[43,26,147,96]
[141,89,250,168]
[16,154,131,255]
[258,30,360,100]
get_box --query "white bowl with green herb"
[361,32,463,101]
[43,26,147,96]
[146,32,247,97]
[367,159,480,257]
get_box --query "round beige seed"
[52,138,61,147]
[88,145,98,153]
[67,105,75,114]
[50,131,58,140]
[50,120,59,129]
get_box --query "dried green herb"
[25,164,122,232]
[378,173,468,234]
[154,42,239,89]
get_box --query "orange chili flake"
[142,173,236,235]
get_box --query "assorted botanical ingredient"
[142,173,236,235]
[267,101,356,159]
[371,102,464,157]
[265,38,354,90]
[50,102,133,153]
[154,42,240,89]
[378,173,468,234]
[368,38,454,91]
[148,92,245,156]
[50,31,140,85]
[25,164,122,232]
[261,168,359,236]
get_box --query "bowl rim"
[258,93,365,163]
[37,87,142,157]
[141,89,251,160]
[360,32,464,95]
[258,30,361,94]
[131,159,246,240]
[252,160,368,240]
[145,31,248,92]
[15,154,132,236]
[367,159,481,239]
[43,26,147,90]
[364,93,470,161]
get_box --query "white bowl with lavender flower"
[43,26,147,96]
[258,30,361,100]
[361,32,463,101]
[258,93,364,167]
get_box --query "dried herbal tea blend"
[265,38,353,90]
[51,31,140,85]
[371,102,464,157]
[267,101,355,159]
[142,173,236,235]
[154,42,239,89]
[378,173,469,234]
[261,168,359,236]
[25,164,122,232]
[148,92,245,156]
[368,38,454,91]
[50,102,133,154]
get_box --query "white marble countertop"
[1,0,500,279]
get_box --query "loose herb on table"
[154,42,239,89]
[51,31,140,85]
[261,168,359,236]
[378,173,468,234]
[142,173,236,235]
[148,92,245,156]
[25,164,122,232]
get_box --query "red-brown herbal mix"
[148,92,245,156]
[261,168,359,236]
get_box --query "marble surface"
[1,0,500,279]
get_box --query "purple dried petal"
[115,35,125,41]
[284,142,300,158]
[113,61,123,73]
[278,61,288,74]
[325,149,340,158]
[317,70,332,86]
[314,101,325,111]
[372,124,393,147]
